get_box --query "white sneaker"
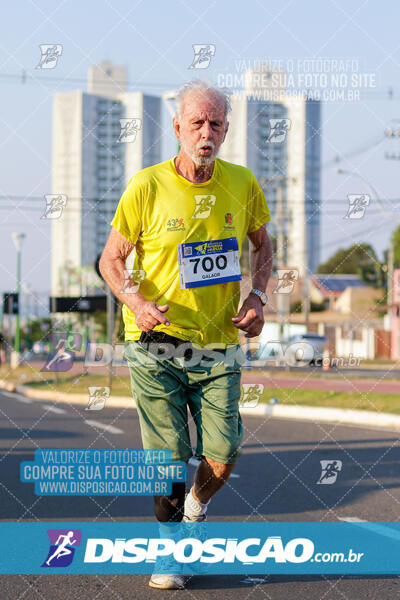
[182,512,207,522]
[183,487,209,522]
[148,551,185,589]
[149,573,185,590]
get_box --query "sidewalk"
[242,373,400,394]
[2,378,400,432]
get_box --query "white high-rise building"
[219,66,321,276]
[51,61,161,296]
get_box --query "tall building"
[51,61,161,295]
[219,66,321,276]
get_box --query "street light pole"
[11,232,26,368]
[264,176,297,343]
[336,168,387,216]
[336,167,392,325]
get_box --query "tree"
[316,243,384,287]
[390,225,400,268]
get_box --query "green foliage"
[316,243,384,287]
[21,318,52,348]
[290,299,325,313]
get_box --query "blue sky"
[1,0,399,298]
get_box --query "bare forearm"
[250,235,273,291]
[99,256,145,314]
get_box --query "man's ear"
[172,117,181,140]
[222,120,229,143]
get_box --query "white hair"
[175,80,231,122]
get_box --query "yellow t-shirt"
[110,156,271,347]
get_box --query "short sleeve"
[247,173,271,234]
[110,178,143,244]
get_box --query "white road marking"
[1,390,32,404]
[41,405,67,414]
[339,517,400,544]
[84,420,123,434]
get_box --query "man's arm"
[99,228,170,332]
[231,224,273,338]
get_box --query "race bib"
[177,237,241,289]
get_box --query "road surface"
[0,389,399,598]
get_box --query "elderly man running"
[100,79,273,589]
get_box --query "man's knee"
[153,481,186,522]
[203,456,236,479]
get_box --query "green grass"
[259,388,400,414]
[1,366,399,414]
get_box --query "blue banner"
[1,522,400,574]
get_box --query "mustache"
[196,141,215,151]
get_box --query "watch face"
[252,289,267,304]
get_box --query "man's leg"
[192,456,235,504]
[153,481,186,522]
[124,341,193,521]
[184,352,243,520]
[124,341,190,589]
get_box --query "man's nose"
[200,121,212,138]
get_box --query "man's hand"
[231,294,264,338]
[134,299,170,332]
[99,229,171,333]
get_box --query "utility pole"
[276,184,285,344]
[267,176,297,343]
[11,232,26,368]
[388,242,394,328]
[106,286,114,389]
[303,238,310,326]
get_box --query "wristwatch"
[250,288,268,305]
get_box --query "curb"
[239,403,400,430]
[0,380,136,409]
[2,380,400,430]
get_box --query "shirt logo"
[166,217,185,231]
[194,242,208,254]
[191,195,216,219]
[224,212,235,230]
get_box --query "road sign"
[49,296,109,313]
[3,293,19,315]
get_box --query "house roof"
[311,274,366,295]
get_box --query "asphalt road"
[20,357,400,380]
[1,389,400,599]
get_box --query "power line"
[2,194,400,205]
[1,70,399,100]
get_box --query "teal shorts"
[124,340,244,464]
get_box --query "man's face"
[174,92,229,166]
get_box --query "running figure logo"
[86,386,110,411]
[188,44,216,69]
[42,529,82,567]
[191,195,216,219]
[273,269,299,294]
[344,194,370,219]
[41,194,67,219]
[36,44,63,69]
[120,269,146,293]
[41,339,74,372]
[317,460,343,484]
[267,119,291,143]
[240,384,264,408]
[117,118,142,143]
